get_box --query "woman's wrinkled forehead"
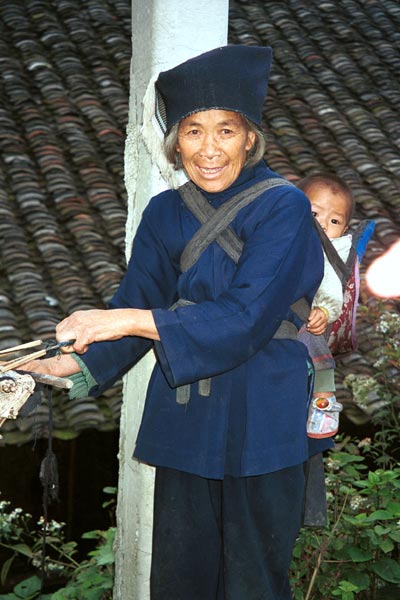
[178,109,246,130]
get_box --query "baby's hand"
[307,307,329,335]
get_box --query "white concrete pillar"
[114,2,229,598]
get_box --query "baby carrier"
[313,219,375,357]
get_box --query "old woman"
[28,45,331,599]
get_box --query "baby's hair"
[297,173,355,224]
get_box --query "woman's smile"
[196,164,226,178]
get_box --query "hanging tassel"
[39,385,59,503]
[39,386,59,591]
[39,447,59,503]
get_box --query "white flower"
[0,500,11,511]
[373,357,385,369]
[344,374,381,407]
[376,312,400,336]
[326,458,341,471]
[46,561,65,573]
[358,438,372,449]
[349,495,365,511]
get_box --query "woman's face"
[176,109,255,193]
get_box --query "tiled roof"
[0,0,130,442]
[0,0,399,443]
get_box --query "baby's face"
[306,185,349,238]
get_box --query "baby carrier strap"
[313,219,374,292]
[313,219,375,357]
[312,219,352,289]
[179,178,293,273]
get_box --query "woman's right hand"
[55,309,121,354]
[55,307,160,354]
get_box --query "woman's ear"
[245,130,256,152]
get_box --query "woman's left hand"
[21,355,82,378]
[56,308,160,354]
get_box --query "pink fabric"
[328,262,359,356]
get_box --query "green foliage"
[349,304,400,467]
[290,302,400,598]
[0,489,116,599]
[0,576,41,600]
[50,528,115,600]
[0,500,79,592]
[290,441,400,599]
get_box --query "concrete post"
[113,2,229,598]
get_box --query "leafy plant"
[0,502,79,590]
[0,575,50,600]
[50,527,115,600]
[290,440,400,599]
[347,305,400,468]
[0,488,116,599]
[291,302,400,599]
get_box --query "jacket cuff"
[68,353,98,399]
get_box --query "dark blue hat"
[155,45,272,133]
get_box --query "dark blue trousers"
[150,464,305,600]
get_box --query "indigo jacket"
[81,161,331,479]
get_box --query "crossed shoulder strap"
[178,178,294,273]
[313,219,375,291]
[178,177,310,322]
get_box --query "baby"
[297,173,355,439]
